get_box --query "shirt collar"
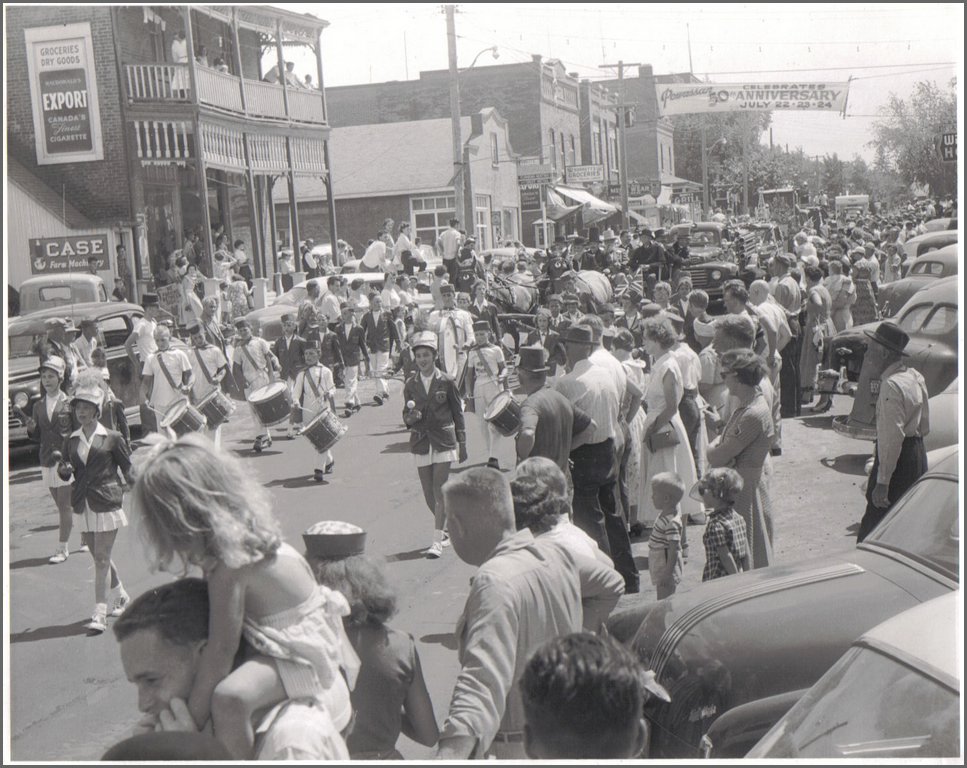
[487,528,535,560]
[72,421,108,441]
[881,360,905,379]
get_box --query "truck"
[834,194,870,223]
[17,274,109,316]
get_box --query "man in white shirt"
[428,284,474,383]
[360,233,392,273]
[72,319,100,370]
[187,324,229,447]
[436,218,463,283]
[320,275,345,329]
[141,324,194,436]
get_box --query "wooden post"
[316,30,339,256]
[230,8,247,111]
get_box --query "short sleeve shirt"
[519,387,592,470]
[702,509,749,581]
[144,348,193,410]
[132,317,158,361]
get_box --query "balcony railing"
[287,87,325,123]
[245,80,286,119]
[125,64,191,103]
[196,66,244,113]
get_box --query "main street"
[8,376,872,761]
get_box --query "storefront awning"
[553,185,618,224]
[544,187,583,221]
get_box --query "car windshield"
[275,286,307,306]
[8,331,45,358]
[689,230,721,247]
[897,302,957,337]
[909,261,945,277]
[749,646,958,758]
[862,475,959,578]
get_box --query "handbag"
[646,426,680,453]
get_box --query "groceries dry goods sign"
[656,82,850,116]
[24,23,105,164]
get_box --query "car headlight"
[14,392,30,409]
[710,270,722,281]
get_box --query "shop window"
[411,195,455,248]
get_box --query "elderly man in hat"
[428,283,474,385]
[555,325,638,594]
[857,321,930,542]
[516,344,594,475]
[768,252,803,418]
[40,317,80,393]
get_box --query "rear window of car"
[910,261,945,276]
[898,302,957,335]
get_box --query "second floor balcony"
[124,62,326,124]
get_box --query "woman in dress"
[799,264,836,409]
[610,329,649,531]
[849,246,880,325]
[706,349,775,569]
[465,321,507,470]
[639,316,701,528]
[824,257,855,332]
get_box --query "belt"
[491,731,525,744]
[682,389,698,397]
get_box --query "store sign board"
[518,163,556,184]
[24,23,104,164]
[519,183,542,211]
[565,165,604,183]
[656,82,850,116]
[30,235,109,273]
[939,132,956,163]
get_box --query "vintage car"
[923,378,959,453]
[743,591,960,759]
[921,216,957,232]
[899,230,958,275]
[7,302,187,447]
[607,447,959,759]
[670,222,761,301]
[878,243,958,317]
[830,275,958,398]
[17,274,109,315]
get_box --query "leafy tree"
[869,79,957,196]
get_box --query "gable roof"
[274,114,477,203]
[6,154,90,227]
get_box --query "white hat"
[71,385,104,410]
[411,330,438,352]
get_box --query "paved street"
[7,375,873,761]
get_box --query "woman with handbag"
[638,317,701,529]
[706,349,775,569]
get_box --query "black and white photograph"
[3,2,963,761]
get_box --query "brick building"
[6,5,333,296]
[326,56,623,247]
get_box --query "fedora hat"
[561,325,594,345]
[303,520,367,560]
[516,344,549,373]
[864,321,909,355]
[602,228,618,241]
[587,226,601,244]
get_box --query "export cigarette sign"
[30,235,109,273]
[656,82,850,116]
[25,23,104,164]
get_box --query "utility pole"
[701,122,709,220]
[445,5,465,232]
[599,60,639,230]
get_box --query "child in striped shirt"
[647,472,686,600]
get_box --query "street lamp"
[466,45,499,70]
[701,134,726,219]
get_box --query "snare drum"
[160,400,207,436]
[483,391,522,437]
[247,383,292,427]
[197,388,236,429]
[301,409,348,454]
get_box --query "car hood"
[9,356,42,382]
[686,245,725,263]
[629,548,955,758]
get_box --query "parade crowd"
[23,194,949,759]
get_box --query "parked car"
[7,302,187,446]
[743,591,960,759]
[608,448,959,759]
[830,276,958,397]
[921,216,957,232]
[878,243,958,317]
[923,378,958,453]
[17,274,109,315]
[899,230,958,275]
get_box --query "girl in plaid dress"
[698,467,750,582]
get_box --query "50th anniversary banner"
[656,82,851,115]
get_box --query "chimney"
[639,64,653,80]
[531,54,542,64]
[568,71,579,79]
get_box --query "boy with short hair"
[293,342,337,481]
[647,472,686,599]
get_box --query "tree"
[821,154,846,197]
[869,79,957,196]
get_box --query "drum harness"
[239,340,275,387]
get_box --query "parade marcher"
[141,324,194,437]
[706,349,775,569]
[334,303,369,417]
[469,281,501,340]
[23,356,79,564]
[293,342,338,480]
[66,380,132,633]
[90,347,130,449]
[465,320,508,469]
[112,578,350,760]
[435,468,624,759]
[428,284,474,385]
[306,522,440,759]
[520,632,667,760]
[41,316,80,393]
[130,435,360,760]
[402,331,467,559]
[436,218,463,283]
[361,293,398,406]
[555,324,638,594]
[799,265,836,411]
[524,309,566,381]
[857,321,929,542]
[273,314,308,438]
[769,253,803,418]
[187,323,229,448]
[232,318,281,450]
[454,236,485,294]
[697,467,751,582]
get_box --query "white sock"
[94,602,108,617]
[433,529,444,543]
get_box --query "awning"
[628,209,649,224]
[553,185,618,224]
[544,187,583,221]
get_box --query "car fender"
[699,689,808,758]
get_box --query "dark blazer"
[402,369,466,454]
[68,428,132,513]
[303,327,344,370]
[334,322,368,366]
[469,302,502,339]
[360,310,398,354]
[273,334,308,381]
[27,393,74,466]
[615,312,646,347]
[524,329,566,369]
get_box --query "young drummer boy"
[293,342,337,481]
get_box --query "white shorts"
[413,446,459,468]
[41,465,72,489]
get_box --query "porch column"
[191,118,214,278]
[316,30,339,256]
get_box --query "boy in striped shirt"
[647,472,685,600]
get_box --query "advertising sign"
[519,183,542,212]
[24,23,104,164]
[939,131,957,163]
[565,164,604,184]
[656,82,850,116]
[518,163,557,185]
[157,284,183,320]
[29,234,109,273]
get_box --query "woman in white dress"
[639,316,701,528]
